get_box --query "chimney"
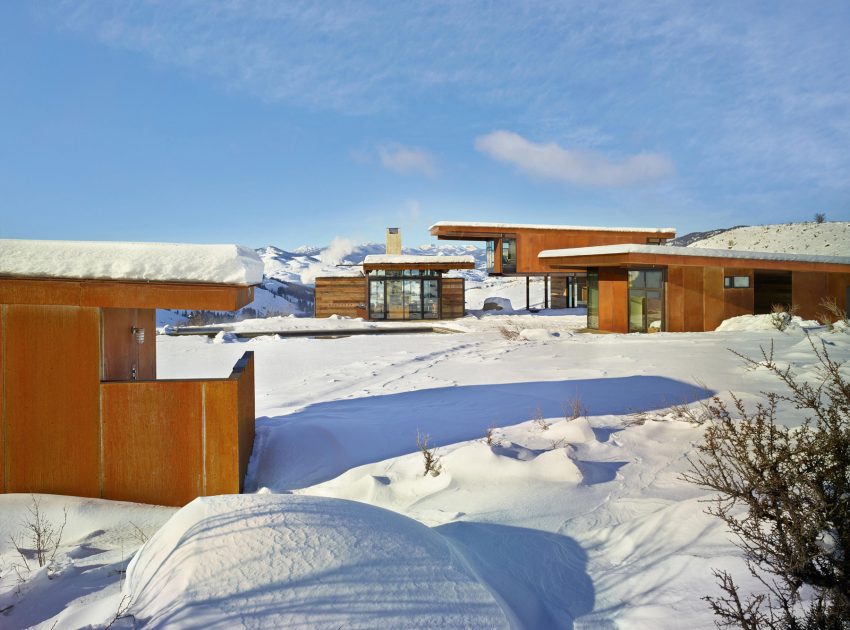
[386,227,401,256]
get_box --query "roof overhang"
[430,221,676,242]
[0,277,255,310]
[539,244,850,274]
[362,261,476,273]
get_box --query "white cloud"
[378,144,437,178]
[475,131,674,187]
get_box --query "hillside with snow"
[683,221,850,255]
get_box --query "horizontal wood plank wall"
[101,308,156,381]
[550,276,567,309]
[4,304,101,496]
[598,267,628,333]
[314,276,367,318]
[441,278,465,319]
[792,271,829,321]
[703,267,726,331]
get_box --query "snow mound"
[483,296,514,311]
[0,239,263,285]
[519,328,561,341]
[124,494,508,629]
[715,313,819,333]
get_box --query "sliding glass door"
[628,270,664,333]
[368,271,442,320]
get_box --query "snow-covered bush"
[683,339,850,628]
[769,303,798,332]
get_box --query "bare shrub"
[682,338,850,628]
[497,322,523,341]
[769,303,798,332]
[814,212,826,224]
[816,296,849,331]
[484,424,498,446]
[9,497,68,578]
[564,395,587,421]
[105,595,134,629]
[416,431,442,477]
[532,406,550,431]
[129,521,150,545]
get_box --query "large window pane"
[369,280,385,319]
[386,280,405,320]
[501,239,517,273]
[587,269,599,329]
[405,279,422,319]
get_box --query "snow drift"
[124,494,508,629]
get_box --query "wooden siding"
[101,308,156,381]
[2,304,102,496]
[792,271,829,321]
[550,276,567,309]
[100,352,254,506]
[441,278,465,319]
[723,268,755,321]
[314,276,367,318]
[0,277,254,311]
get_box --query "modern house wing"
[539,244,850,333]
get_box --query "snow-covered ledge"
[0,239,264,285]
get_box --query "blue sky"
[1,2,849,249]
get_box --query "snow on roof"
[431,221,676,234]
[538,243,850,265]
[0,239,264,285]
[363,254,476,265]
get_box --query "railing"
[99,352,255,506]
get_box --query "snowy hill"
[683,221,850,255]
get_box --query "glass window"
[501,239,517,273]
[724,276,750,289]
[486,241,495,273]
[587,269,599,329]
[405,279,422,319]
[369,280,385,319]
[628,270,665,332]
[423,279,439,319]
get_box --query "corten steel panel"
[792,271,829,321]
[665,266,685,333]
[101,380,204,506]
[826,273,850,311]
[236,353,255,492]
[5,304,101,496]
[703,267,726,331]
[723,268,755,320]
[101,308,157,382]
[0,306,5,491]
[550,276,567,309]
[683,267,705,332]
[315,277,367,318]
[203,380,239,495]
[440,278,466,319]
[0,278,253,310]
[598,268,628,333]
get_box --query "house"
[0,239,263,506]
[315,228,475,320]
[539,244,850,333]
[430,221,676,309]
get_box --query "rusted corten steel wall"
[0,299,255,506]
[314,276,367,318]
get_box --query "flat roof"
[539,243,850,273]
[363,254,476,265]
[0,239,264,286]
[430,221,676,234]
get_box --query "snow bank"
[687,221,850,256]
[483,296,514,311]
[0,239,264,285]
[125,494,508,629]
[715,313,819,332]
